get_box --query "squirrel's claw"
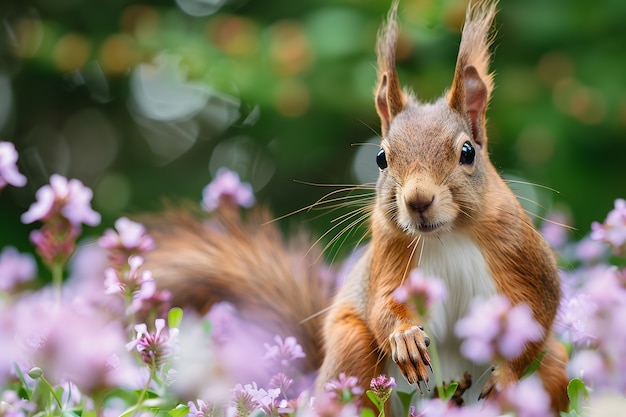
[389,324,432,389]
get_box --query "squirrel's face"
[375,98,487,238]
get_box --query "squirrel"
[143,0,569,413]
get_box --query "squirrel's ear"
[448,1,497,147]
[375,1,406,137]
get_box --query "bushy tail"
[142,207,336,373]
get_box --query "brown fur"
[320,0,568,414]
[142,208,335,372]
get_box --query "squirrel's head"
[373,0,497,238]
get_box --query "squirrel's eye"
[376,148,388,170]
[460,141,475,165]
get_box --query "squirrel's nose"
[406,194,434,213]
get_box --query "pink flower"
[324,373,364,402]
[104,256,151,296]
[0,246,37,292]
[231,382,281,415]
[369,374,395,400]
[591,198,626,255]
[263,335,306,373]
[21,174,100,227]
[500,376,552,417]
[393,268,447,317]
[0,141,27,191]
[201,168,255,211]
[126,318,179,370]
[99,217,155,265]
[455,295,544,364]
[188,399,209,417]
[540,211,570,249]
[7,291,131,395]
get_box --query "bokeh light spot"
[269,20,314,77]
[99,34,136,75]
[208,15,259,57]
[53,33,91,72]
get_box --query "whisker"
[350,142,382,148]
[320,210,372,263]
[504,178,561,195]
[306,206,371,260]
[264,184,374,225]
[356,117,382,138]
[401,235,421,285]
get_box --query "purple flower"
[393,268,446,317]
[563,266,626,391]
[21,174,100,227]
[0,246,37,292]
[540,211,570,249]
[575,237,607,263]
[412,398,501,417]
[500,376,551,417]
[369,374,395,402]
[230,384,256,416]
[324,373,364,403]
[201,168,255,212]
[126,318,179,370]
[104,256,151,296]
[0,141,27,191]
[263,335,306,373]
[187,399,209,417]
[232,382,281,415]
[7,291,131,395]
[591,198,626,255]
[104,256,171,316]
[455,295,544,364]
[269,372,293,398]
[1,389,36,417]
[99,217,155,265]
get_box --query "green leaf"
[395,390,417,417]
[442,382,459,400]
[61,410,81,417]
[360,408,377,417]
[168,404,190,417]
[567,378,589,414]
[366,390,383,413]
[13,363,32,400]
[168,307,184,329]
[522,350,547,378]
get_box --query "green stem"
[51,262,64,306]
[39,374,64,413]
[133,370,153,414]
[423,324,444,399]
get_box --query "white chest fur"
[418,232,497,392]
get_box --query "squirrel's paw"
[479,365,514,400]
[389,324,432,392]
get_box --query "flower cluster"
[201,167,255,212]
[99,216,156,266]
[126,318,179,370]
[455,295,544,364]
[591,198,626,255]
[21,174,100,267]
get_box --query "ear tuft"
[374,1,406,136]
[448,0,497,147]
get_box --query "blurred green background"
[1,0,625,256]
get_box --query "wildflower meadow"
[1,140,626,417]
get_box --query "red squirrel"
[144,0,569,413]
